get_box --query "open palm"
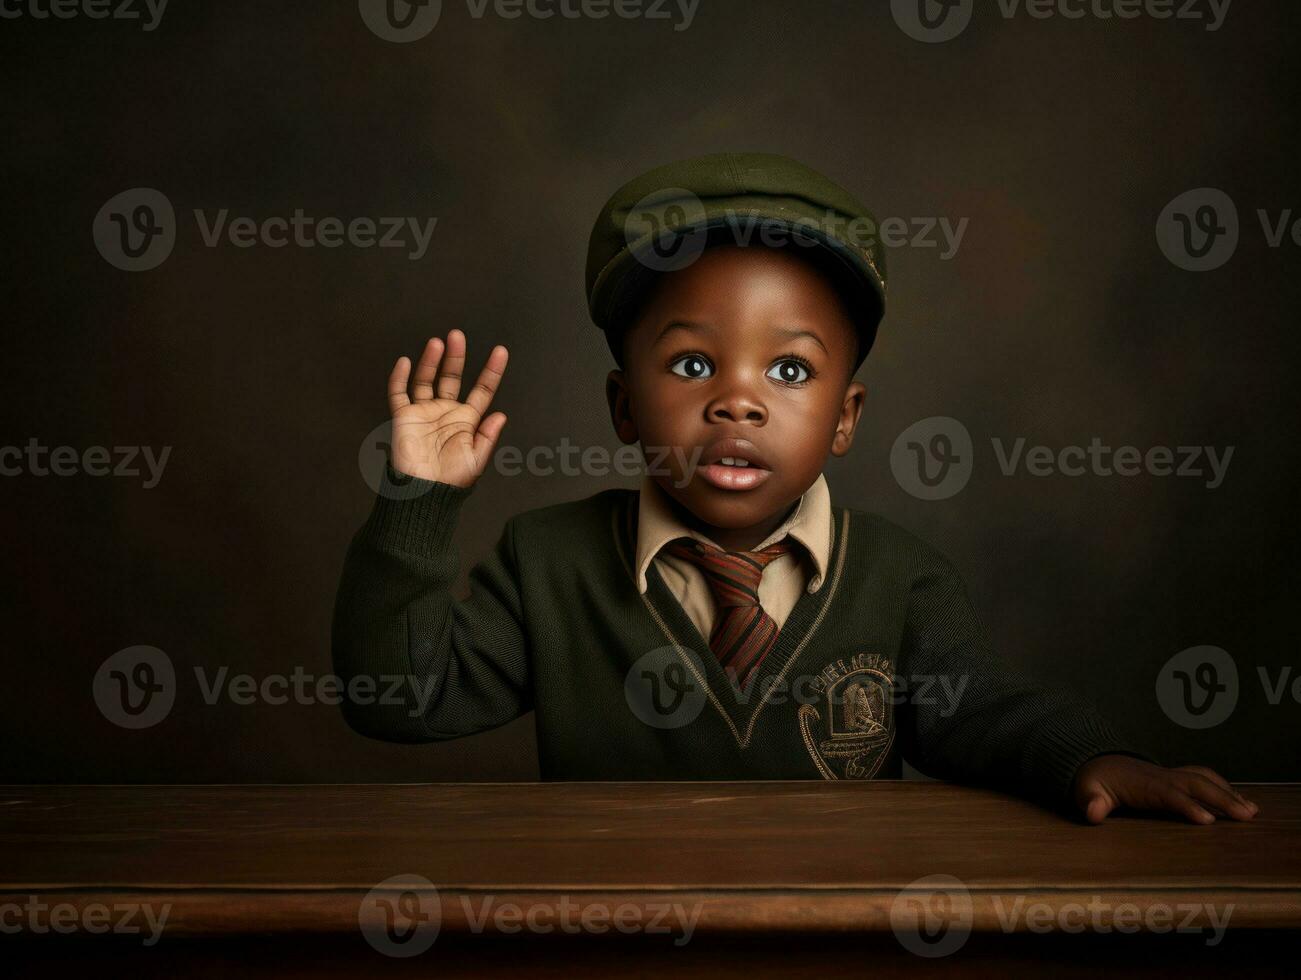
[386,329,509,489]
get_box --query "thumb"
[1077,786,1118,822]
[471,412,508,472]
[1082,791,1113,822]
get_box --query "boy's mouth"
[696,438,773,492]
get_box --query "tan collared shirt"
[633,473,833,639]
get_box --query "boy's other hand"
[1072,754,1260,825]
[386,330,509,489]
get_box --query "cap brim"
[593,214,886,368]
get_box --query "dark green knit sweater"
[332,469,1155,812]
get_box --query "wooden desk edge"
[2,888,1297,937]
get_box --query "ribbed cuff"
[361,464,474,558]
[1032,711,1160,810]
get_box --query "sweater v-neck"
[620,491,850,749]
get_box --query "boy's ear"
[830,381,867,457]
[606,369,640,444]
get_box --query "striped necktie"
[661,535,796,690]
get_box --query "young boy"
[333,152,1257,825]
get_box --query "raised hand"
[386,330,509,489]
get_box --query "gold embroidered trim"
[639,580,747,748]
[799,704,837,779]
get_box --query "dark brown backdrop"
[3,0,1298,782]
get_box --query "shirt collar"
[633,473,833,595]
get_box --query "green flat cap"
[585,151,888,368]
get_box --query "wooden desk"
[2,782,1298,976]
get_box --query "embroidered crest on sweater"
[799,651,895,780]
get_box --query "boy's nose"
[705,388,767,425]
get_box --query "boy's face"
[607,245,867,543]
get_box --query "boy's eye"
[669,355,713,379]
[767,359,811,384]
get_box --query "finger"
[1179,767,1237,817]
[472,412,508,469]
[1179,766,1259,814]
[1179,765,1234,795]
[436,329,467,401]
[411,337,444,401]
[387,356,412,415]
[465,345,509,418]
[1164,789,1216,825]
[1185,774,1257,822]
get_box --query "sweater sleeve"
[896,552,1158,812]
[331,465,532,742]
